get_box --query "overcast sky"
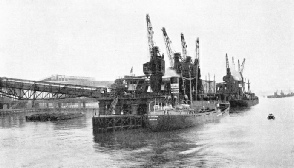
[0,0,293,94]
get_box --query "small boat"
[267,113,275,120]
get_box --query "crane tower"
[181,33,188,61]
[143,14,165,93]
[162,27,175,68]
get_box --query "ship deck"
[148,109,217,116]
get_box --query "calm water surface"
[1,97,294,167]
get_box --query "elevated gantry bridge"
[0,77,107,100]
[0,77,166,114]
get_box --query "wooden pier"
[92,115,146,133]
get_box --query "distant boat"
[267,90,294,98]
[267,114,275,120]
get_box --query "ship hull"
[267,95,294,98]
[229,99,259,108]
[145,106,230,132]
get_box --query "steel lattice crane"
[239,58,246,92]
[226,53,230,71]
[194,37,201,98]
[238,60,240,72]
[195,37,200,65]
[232,57,235,70]
[181,33,187,61]
[143,14,165,93]
[146,14,155,59]
[240,58,246,74]
[162,27,174,68]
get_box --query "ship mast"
[189,65,192,105]
[195,37,200,101]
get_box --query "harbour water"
[1,97,294,168]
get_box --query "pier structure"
[92,96,168,133]
[93,96,165,133]
[0,77,106,101]
[0,76,167,118]
[92,115,146,133]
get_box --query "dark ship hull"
[267,95,284,98]
[229,99,259,108]
[145,102,230,132]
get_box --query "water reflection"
[93,127,214,167]
[0,109,92,130]
[52,115,88,130]
[1,98,294,167]
[230,107,251,113]
[0,113,26,128]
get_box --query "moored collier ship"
[216,54,259,108]
[145,100,230,132]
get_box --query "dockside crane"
[232,57,235,70]
[143,14,165,93]
[146,14,155,59]
[238,60,240,72]
[226,53,230,75]
[194,37,202,99]
[195,37,200,65]
[162,27,174,68]
[195,37,200,75]
[181,33,188,61]
[239,58,246,92]
[240,58,246,74]
[180,33,188,96]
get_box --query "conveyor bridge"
[0,77,106,100]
